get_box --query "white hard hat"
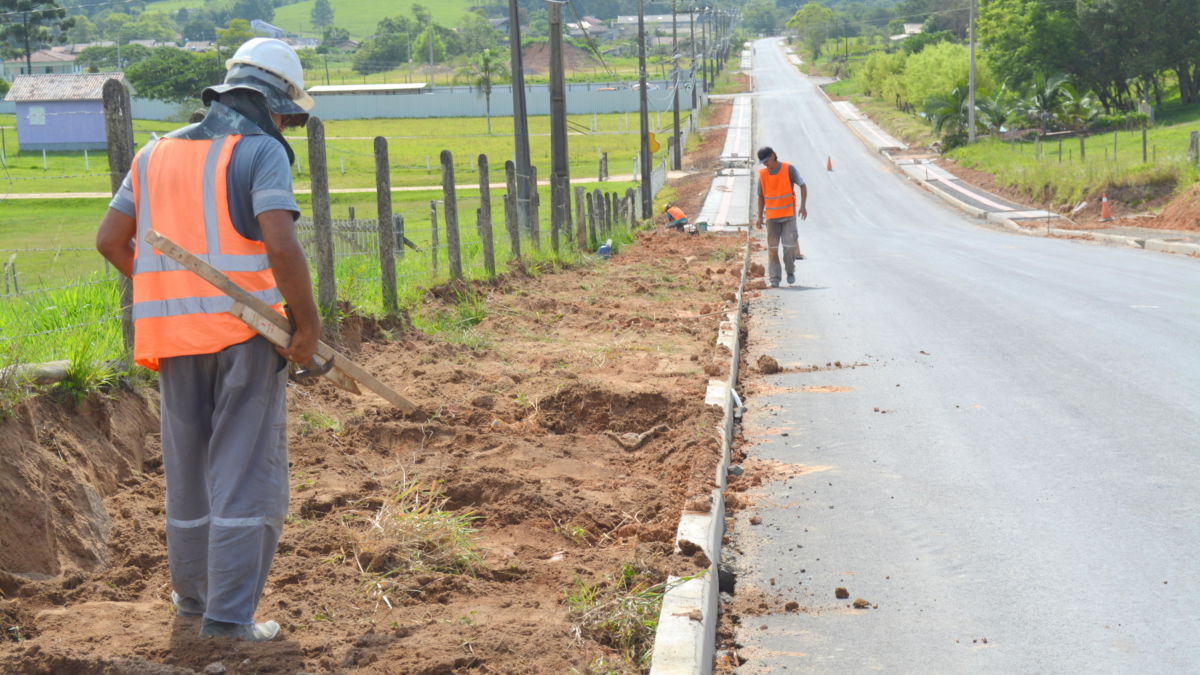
[223,38,314,112]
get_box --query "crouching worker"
[663,204,689,231]
[95,38,321,642]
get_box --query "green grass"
[947,126,1200,205]
[142,0,479,39]
[0,112,684,194]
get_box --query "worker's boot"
[200,618,281,642]
[171,591,204,618]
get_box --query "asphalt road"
[730,39,1200,673]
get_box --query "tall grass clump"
[565,561,681,670]
[352,478,481,576]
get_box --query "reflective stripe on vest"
[759,162,796,219]
[130,134,283,371]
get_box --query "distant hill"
[144,0,483,40]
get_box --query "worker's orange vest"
[666,206,686,221]
[130,135,283,371]
[759,162,796,219]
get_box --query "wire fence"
[0,74,696,384]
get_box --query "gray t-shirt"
[109,133,298,242]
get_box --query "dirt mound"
[0,393,157,581]
[1146,183,1200,231]
[521,41,598,76]
[0,88,747,672]
[538,383,676,434]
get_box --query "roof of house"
[307,83,430,96]
[615,14,695,25]
[4,72,128,103]
[3,48,77,65]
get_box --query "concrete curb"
[650,233,750,675]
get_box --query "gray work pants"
[159,336,288,625]
[765,216,799,283]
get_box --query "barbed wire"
[0,277,116,298]
[0,309,122,343]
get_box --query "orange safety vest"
[759,162,796,220]
[666,206,686,221]
[130,135,283,371]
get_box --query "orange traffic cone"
[826,156,833,171]
[1100,192,1112,221]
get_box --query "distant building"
[890,23,924,42]
[566,16,609,39]
[1,48,79,81]
[4,73,129,151]
[251,20,286,39]
[613,13,695,38]
[183,41,214,52]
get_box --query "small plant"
[299,409,342,436]
[353,477,482,577]
[292,471,316,492]
[54,335,118,403]
[565,561,683,668]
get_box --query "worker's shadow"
[169,616,304,668]
[777,284,828,292]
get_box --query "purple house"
[4,73,130,151]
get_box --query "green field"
[143,0,478,40]
[0,176,641,369]
[815,54,1200,205]
[0,111,686,194]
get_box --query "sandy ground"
[0,101,749,673]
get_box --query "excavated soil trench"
[0,102,747,673]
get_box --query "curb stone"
[649,233,750,675]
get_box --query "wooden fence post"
[600,151,608,181]
[593,189,603,236]
[307,117,337,326]
[574,185,587,250]
[440,150,463,280]
[102,78,135,358]
[627,187,637,226]
[1079,135,1085,161]
[504,160,521,260]
[586,191,596,245]
[374,136,397,315]
[393,214,405,260]
[478,154,495,277]
[606,192,615,232]
[1142,124,1148,163]
[430,200,439,276]
[550,173,561,254]
[1189,131,1200,165]
[529,165,541,252]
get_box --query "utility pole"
[689,2,697,109]
[968,0,976,143]
[507,0,533,233]
[671,55,681,170]
[637,0,652,219]
[547,0,571,247]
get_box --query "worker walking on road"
[96,38,321,642]
[754,146,808,287]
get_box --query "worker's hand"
[276,323,319,366]
[798,206,808,221]
[754,217,763,230]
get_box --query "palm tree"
[455,49,509,135]
[1025,72,1070,138]
[925,84,975,144]
[1057,83,1100,132]
[976,83,1021,137]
